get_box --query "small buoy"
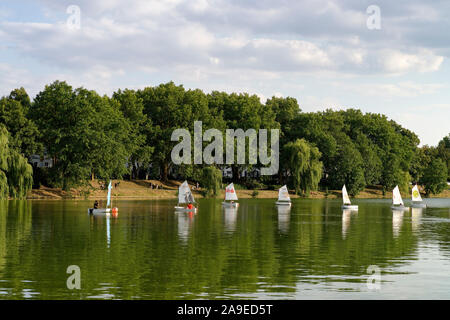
[112,207,119,217]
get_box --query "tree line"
[0,81,448,198]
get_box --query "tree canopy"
[0,125,33,198]
[0,81,447,197]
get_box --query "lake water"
[0,198,449,300]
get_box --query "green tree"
[0,125,33,199]
[138,83,225,181]
[420,158,448,196]
[436,134,450,180]
[200,166,222,197]
[284,138,323,196]
[8,87,31,109]
[31,81,130,189]
[328,142,366,196]
[355,135,382,185]
[0,96,41,156]
[209,91,278,181]
[112,89,154,179]
[0,126,9,198]
[266,96,299,136]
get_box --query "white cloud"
[379,49,444,74]
[0,0,449,146]
[301,95,344,112]
[337,81,446,98]
[393,105,450,146]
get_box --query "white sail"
[178,181,194,204]
[392,185,403,206]
[278,185,291,202]
[225,183,238,201]
[342,185,351,205]
[106,180,112,208]
[412,185,422,202]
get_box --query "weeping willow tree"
[0,126,9,198]
[7,150,33,198]
[284,138,323,196]
[0,125,33,199]
[200,166,222,197]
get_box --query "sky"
[0,0,449,146]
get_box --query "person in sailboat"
[186,192,196,211]
[93,200,99,209]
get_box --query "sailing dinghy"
[175,181,197,212]
[222,183,239,208]
[391,185,409,211]
[411,184,427,208]
[275,185,291,206]
[341,185,358,210]
[88,180,118,216]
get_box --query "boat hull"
[276,201,291,206]
[342,205,358,210]
[174,206,197,213]
[222,202,239,208]
[88,208,111,215]
[411,202,427,208]
[391,205,409,211]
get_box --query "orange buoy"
[111,207,119,217]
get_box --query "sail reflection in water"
[176,212,194,243]
[106,216,110,248]
[411,207,423,233]
[2,198,450,299]
[277,205,290,234]
[392,210,405,238]
[342,209,351,239]
[90,214,116,248]
[223,206,237,232]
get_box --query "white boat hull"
[411,202,427,208]
[174,206,197,213]
[342,205,358,210]
[222,202,239,208]
[391,205,409,211]
[276,201,291,206]
[88,208,111,215]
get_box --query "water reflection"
[0,199,449,299]
[341,209,356,239]
[392,210,405,238]
[411,207,423,233]
[223,206,237,232]
[176,211,194,243]
[277,205,290,234]
[106,216,111,247]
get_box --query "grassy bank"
[27,180,450,200]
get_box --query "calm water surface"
[0,198,449,299]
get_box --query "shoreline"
[26,179,450,200]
